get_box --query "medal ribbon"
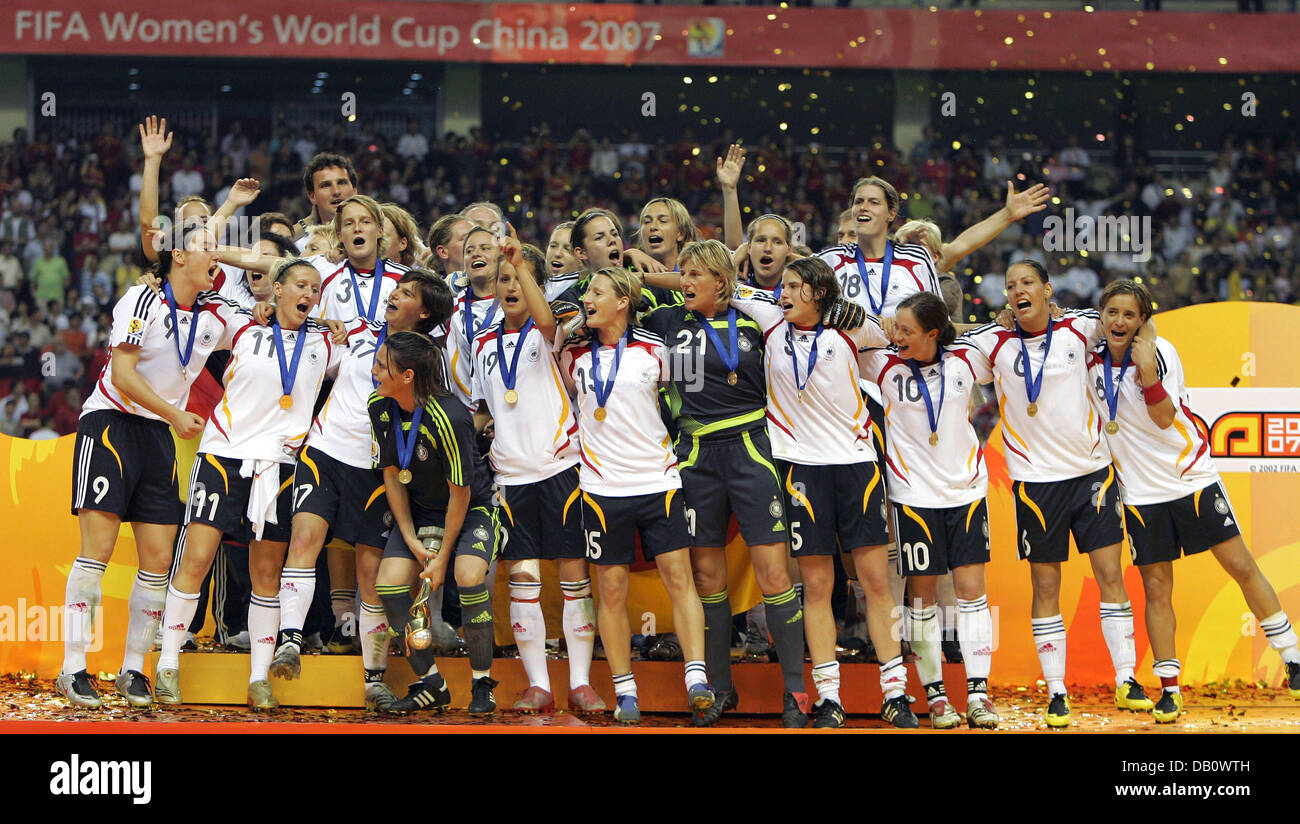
[163,281,199,373]
[463,294,499,351]
[497,318,535,394]
[272,320,307,401]
[907,349,946,440]
[699,308,740,380]
[391,399,423,475]
[790,323,822,395]
[854,240,894,316]
[1102,347,1133,425]
[590,330,627,411]
[1015,318,1055,410]
[346,259,385,323]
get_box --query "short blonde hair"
[678,239,736,303]
[895,219,943,259]
[332,194,391,258]
[637,197,700,254]
[380,202,421,267]
[303,224,340,258]
[590,266,644,326]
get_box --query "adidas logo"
[772,521,785,531]
[167,623,186,631]
[257,636,275,645]
[143,609,163,620]
[1037,642,1057,653]
[972,646,992,655]
[573,623,596,633]
[788,609,803,624]
[470,610,492,624]
[472,541,486,551]
[68,602,90,613]
[366,624,389,636]
[281,583,298,592]
[511,622,526,633]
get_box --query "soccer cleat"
[745,627,772,657]
[1115,678,1155,712]
[389,677,452,715]
[513,685,555,714]
[1287,661,1300,700]
[432,621,466,654]
[268,642,302,680]
[567,684,607,713]
[687,682,716,713]
[153,666,182,705]
[882,694,920,729]
[1152,689,1183,724]
[468,676,499,716]
[247,679,279,711]
[613,694,641,724]
[363,681,399,713]
[782,691,810,729]
[1045,693,1071,728]
[966,696,1001,729]
[812,698,846,729]
[928,698,962,730]
[224,630,252,651]
[692,687,737,727]
[647,633,683,661]
[55,670,102,710]
[323,625,358,655]
[115,670,153,708]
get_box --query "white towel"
[240,459,281,541]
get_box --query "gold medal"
[929,432,939,446]
[1105,421,1119,435]
[1027,402,1038,417]
[505,389,519,405]
[798,390,805,403]
[279,395,293,410]
[398,469,413,484]
[726,371,738,386]
[594,406,607,421]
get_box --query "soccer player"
[426,214,473,287]
[154,258,343,710]
[269,270,453,713]
[556,209,675,311]
[635,197,700,273]
[860,292,1000,729]
[544,221,582,302]
[58,223,240,709]
[559,267,713,724]
[735,214,801,294]
[1087,280,1300,721]
[957,261,1151,727]
[370,332,501,715]
[730,258,917,728]
[380,203,427,269]
[641,239,808,727]
[471,239,602,714]
[314,194,408,324]
[446,226,504,408]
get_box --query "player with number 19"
[1086,281,1300,721]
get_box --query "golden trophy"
[406,525,445,651]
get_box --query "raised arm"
[209,178,261,244]
[716,143,748,250]
[503,237,556,342]
[138,116,172,264]
[935,182,1050,272]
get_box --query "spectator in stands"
[171,152,205,201]
[0,381,26,436]
[1057,254,1102,308]
[27,415,57,441]
[221,120,252,176]
[396,120,429,162]
[0,240,21,292]
[30,237,70,307]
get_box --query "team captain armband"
[1143,381,1168,405]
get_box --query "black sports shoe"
[941,638,964,664]
[782,691,810,729]
[692,687,739,727]
[812,698,845,729]
[115,670,153,708]
[468,676,499,715]
[1287,661,1300,699]
[646,633,683,661]
[55,669,102,709]
[388,676,452,715]
[881,694,919,729]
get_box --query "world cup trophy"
[406,525,445,651]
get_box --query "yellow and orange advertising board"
[2,302,1296,687]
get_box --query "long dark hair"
[785,257,840,314]
[897,292,957,347]
[399,269,455,335]
[384,330,446,404]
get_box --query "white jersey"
[471,321,579,485]
[731,285,890,466]
[82,285,242,423]
[446,290,501,409]
[212,263,256,309]
[306,318,387,469]
[861,346,992,508]
[199,314,344,462]
[313,257,407,323]
[1085,336,1219,505]
[545,271,582,302]
[958,310,1111,483]
[560,328,678,497]
[818,242,940,320]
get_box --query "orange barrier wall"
[2,302,1296,687]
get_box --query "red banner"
[3,2,1296,73]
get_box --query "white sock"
[957,596,993,684]
[1100,601,1137,687]
[159,585,200,671]
[1032,614,1068,696]
[1260,611,1300,665]
[812,661,841,705]
[613,672,637,698]
[61,557,106,676]
[880,654,908,700]
[684,660,707,689]
[561,579,596,690]
[907,603,943,689]
[1153,658,1181,694]
[277,568,315,641]
[358,601,389,672]
[510,582,550,691]
[330,588,355,629]
[121,569,168,675]
[248,594,280,683]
